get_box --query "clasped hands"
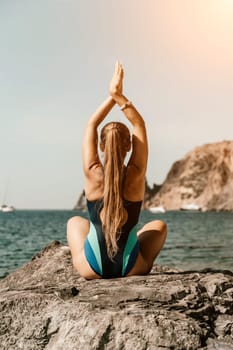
[109,61,124,101]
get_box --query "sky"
[0,0,233,209]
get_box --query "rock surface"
[0,241,233,350]
[146,140,233,211]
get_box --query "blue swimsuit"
[84,198,142,278]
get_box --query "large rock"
[146,140,233,211]
[0,241,232,350]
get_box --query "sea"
[0,210,232,279]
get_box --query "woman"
[67,62,167,279]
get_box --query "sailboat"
[0,178,16,212]
[0,204,15,212]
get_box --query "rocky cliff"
[1,241,233,350]
[146,140,233,211]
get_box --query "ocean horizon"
[0,209,232,279]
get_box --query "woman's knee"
[66,216,90,241]
[142,220,167,235]
[157,220,167,236]
[67,216,86,230]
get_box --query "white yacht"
[180,203,201,211]
[148,205,166,214]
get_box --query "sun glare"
[213,0,233,10]
[221,0,233,8]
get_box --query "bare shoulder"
[84,164,104,200]
[123,165,145,201]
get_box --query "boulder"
[0,241,232,350]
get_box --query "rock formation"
[143,179,162,208]
[146,140,233,211]
[0,241,233,350]
[73,190,86,211]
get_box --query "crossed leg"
[127,220,167,276]
[66,216,101,279]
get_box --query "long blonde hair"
[100,122,131,259]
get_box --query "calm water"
[0,210,232,278]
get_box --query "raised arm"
[109,62,148,176]
[82,96,115,177]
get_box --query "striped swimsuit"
[84,198,142,278]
